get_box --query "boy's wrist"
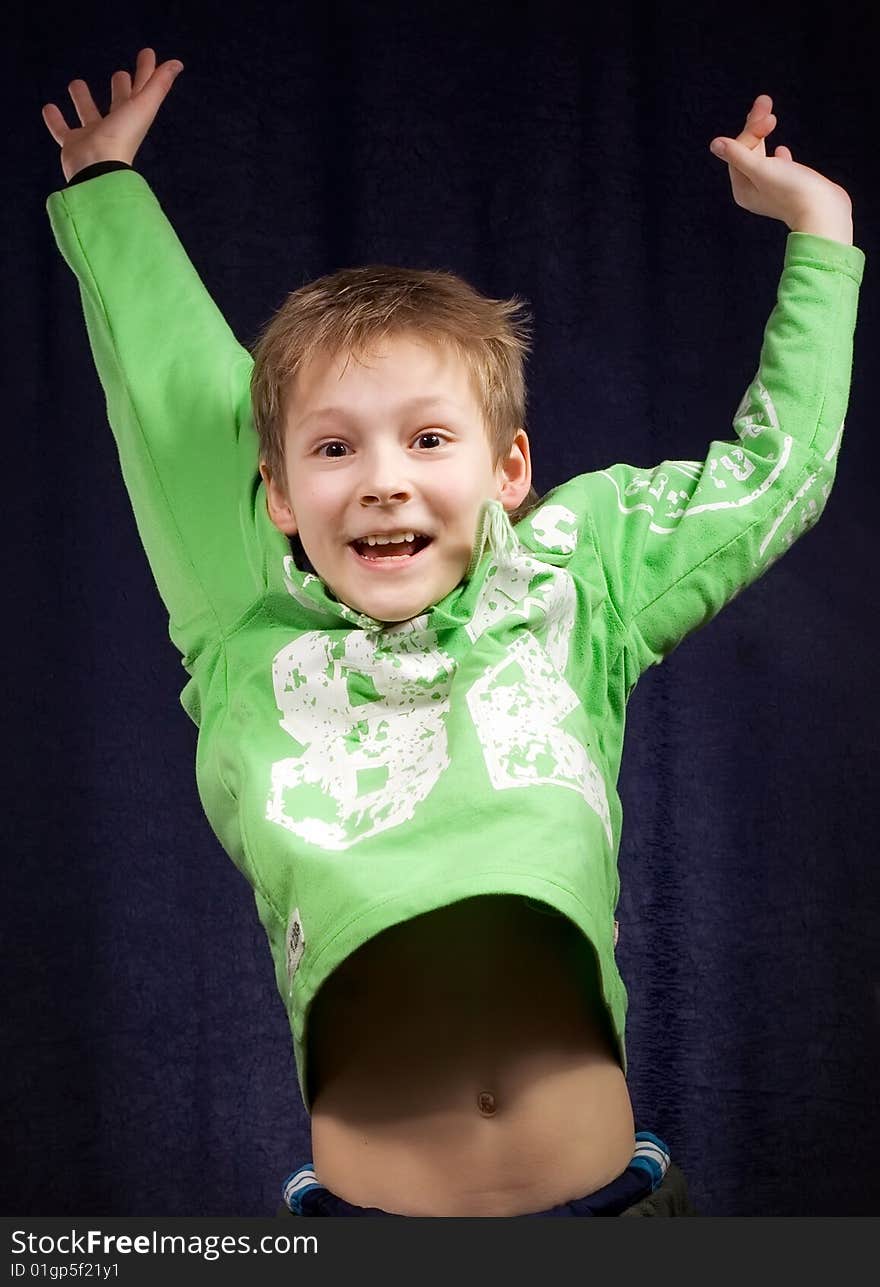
[787,196,854,245]
[65,153,134,184]
[66,159,134,188]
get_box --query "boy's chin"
[342,597,431,625]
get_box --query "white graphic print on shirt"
[266,512,611,852]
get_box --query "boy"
[42,50,862,1217]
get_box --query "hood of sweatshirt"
[268,497,522,638]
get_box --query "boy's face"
[260,333,532,624]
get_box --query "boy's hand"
[710,95,853,234]
[42,48,184,183]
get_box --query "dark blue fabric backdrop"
[6,0,878,1216]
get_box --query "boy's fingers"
[41,103,68,145]
[132,48,157,95]
[110,70,132,109]
[722,96,776,155]
[711,100,778,165]
[67,80,101,126]
[737,112,776,148]
[135,58,185,105]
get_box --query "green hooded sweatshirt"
[46,169,865,1111]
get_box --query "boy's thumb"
[710,137,753,170]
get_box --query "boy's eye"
[316,431,446,458]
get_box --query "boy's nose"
[359,466,412,505]
[361,485,412,505]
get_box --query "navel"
[477,1089,497,1116]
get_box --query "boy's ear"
[259,461,299,537]
[497,428,533,512]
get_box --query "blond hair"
[248,264,543,528]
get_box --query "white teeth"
[362,531,417,546]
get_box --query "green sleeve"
[584,232,866,675]
[46,170,264,668]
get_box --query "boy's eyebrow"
[296,395,461,430]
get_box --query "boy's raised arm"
[579,97,865,678]
[44,50,265,674]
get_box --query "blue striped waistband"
[281,1129,671,1217]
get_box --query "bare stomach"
[307,894,635,1216]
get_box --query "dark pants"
[618,1163,698,1216]
[278,1132,699,1217]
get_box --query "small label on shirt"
[286,909,305,987]
[613,919,619,948]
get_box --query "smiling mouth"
[350,535,433,563]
